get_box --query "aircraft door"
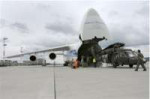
[119,52,128,64]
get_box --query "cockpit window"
[125,51,136,57]
[120,52,127,57]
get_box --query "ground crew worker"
[76,59,79,68]
[93,57,97,67]
[81,56,84,67]
[81,56,88,67]
[73,59,79,69]
[135,50,147,71]
[87,57,90,66]
[73,59,76,69]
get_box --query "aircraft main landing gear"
[129,64,133,68]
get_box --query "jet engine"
[29,53,56,62]
[49,53,56,60]
[30,55,36,61]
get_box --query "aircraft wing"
[6,45,70,58]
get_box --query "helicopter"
[99,42,147,68]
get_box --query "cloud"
[136,1,149,16]
[108,10,119,17]
[36,3,51,10]
[10,22,29,33]
[101,22,149,48]
[0,19,8,28]
[112,26,149,46]
[0,19,29,33]
[0,1,149,59]
[100,1,149,48]
[34,33,78,48]
[45,22,76,34]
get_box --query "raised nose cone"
[87,8,99,16]
[80,8,109,41]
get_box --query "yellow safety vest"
[93,58,96,63]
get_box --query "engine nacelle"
[49,53,56,60]
[30,55,36,61]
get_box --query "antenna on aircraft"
[3,37,8,60]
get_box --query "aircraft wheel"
[63,62,68,66]
[113,63,117,68]
[129,64,133,68]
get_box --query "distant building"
[0,60,18,66]
[23,58,46,66]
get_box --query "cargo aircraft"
[6,8,109,66]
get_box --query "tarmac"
[0,63,149,99]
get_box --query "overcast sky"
[0,0,149,59]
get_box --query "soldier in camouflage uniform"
[135,50,146,71]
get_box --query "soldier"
[93,57,97,67]
[135,50,147,71]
